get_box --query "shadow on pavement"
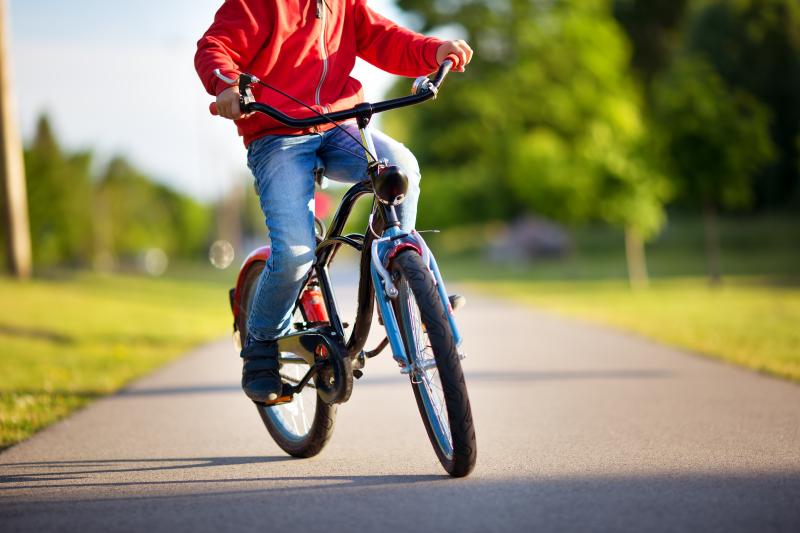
[0,468,798,532]
[0,456,447,492]
[114,369,673,397]
[117,385,242,396]
[0,456,295,484]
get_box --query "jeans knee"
[398,147,421,183]
[269,241,315,283]
[390,148,420,202]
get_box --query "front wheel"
[391,250,477,477]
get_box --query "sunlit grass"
[466,277,800,382]
[0,272,230,449]
[436,213,799,382]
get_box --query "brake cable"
[252,78,376,163]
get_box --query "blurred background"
[2,0,799,282]
[1,0,798,448]
[2,0,798,282]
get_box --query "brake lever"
[213,69,258,112]
[213,68,238,85]
[410,58,457,98]
[411,76,438,97]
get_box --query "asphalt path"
[1,278,799,532]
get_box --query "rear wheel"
[237,262,336,457]
[390,250,477,477]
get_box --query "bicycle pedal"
[449,294,466,313]
[261,393,293,406]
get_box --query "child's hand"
[216,86,249,120]
[436,40,473,72]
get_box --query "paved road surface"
[1,282,799,532]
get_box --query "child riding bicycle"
[195,0,472,403]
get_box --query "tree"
[652,57,775,282]
[687,0,800,208]
[24,115,93,268]
[612,0,690,87]
[95,156,213,265]
[390,0,669,285]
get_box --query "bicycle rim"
[262,361,318,441]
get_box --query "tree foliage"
[686,0,800,207]
[612,0,690,85]
[19,114,215,271]
[652,56,775,282]
[652,57,775,210]
[24,116,93,267]
[95,156,213,261]
[388,0,669,239]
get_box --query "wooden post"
[703,201,722,286]
[0,0,32,278]
[624,226,649,289]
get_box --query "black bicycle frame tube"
[347,226,377,357]
[303,177,378,358]
[317,180,373,266]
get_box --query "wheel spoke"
[272,360,316,437]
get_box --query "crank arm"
[255,362,323,407]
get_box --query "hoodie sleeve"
[195,0,273,96]
[353,0,445,77]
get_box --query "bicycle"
[212,57,476,477]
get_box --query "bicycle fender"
[232,246,272,324]
[382,231,463,348]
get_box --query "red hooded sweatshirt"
[195,0,445,146]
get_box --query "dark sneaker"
[448,294,466,313]
[241,338,282,402]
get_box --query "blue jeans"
[245,124,421,342]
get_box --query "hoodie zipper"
[315,0,329,113]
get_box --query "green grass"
[433,212,800,383]
[0,272,230,450]
[464,277,800,383]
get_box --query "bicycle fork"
[370,227,463,374]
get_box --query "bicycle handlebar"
[209,55,459,125]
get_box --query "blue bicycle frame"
[370,226,462,373]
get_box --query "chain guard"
[277,328,352,405]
